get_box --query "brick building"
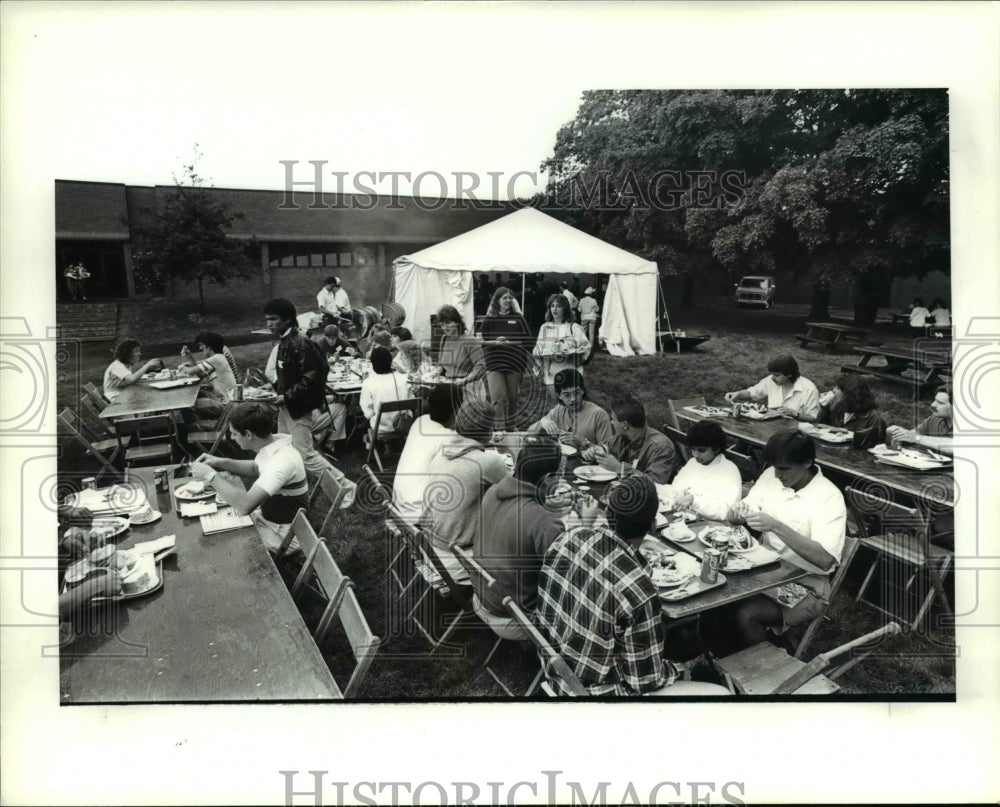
[55,179,511,310]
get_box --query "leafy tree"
[540,89,949,323]
[129,147,257,312]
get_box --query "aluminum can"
[234,384,244,402]
[82,476,97,491]
[731,402,741,418]
[711,536,730,570]
[700,549,721,583]
[154,468,168,492]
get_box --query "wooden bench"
[795,321,869,352]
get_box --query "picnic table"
[99,377,200,420]
[675,407,954,509]
[651,526,809,620]
[840,345,952,393]
[59,467,343,703]
[795,321,869,352]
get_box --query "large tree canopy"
[541,89,949,323]
[130,149,257,311]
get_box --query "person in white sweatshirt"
[660,419,743,521]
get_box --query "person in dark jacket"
[262,297,337,481]
[481,286,532,431]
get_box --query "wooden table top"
[805,321,867,334]
[60,467,343,702]
[676,409,954,507]
[100,380,201,419]
[852,345,952,365]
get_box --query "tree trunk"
[808,284,830,320]
[197,277,206,313]
[853,300,879,326]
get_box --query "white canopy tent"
[392,207,660,356]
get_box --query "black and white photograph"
[2,3,998,806]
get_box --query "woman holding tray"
[533,293,590,405]
[701,430,846,656]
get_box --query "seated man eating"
[526,368,613,449]
[190,402,309,554]
[885,385,953,454]
[580,395,677,483]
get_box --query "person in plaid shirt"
[536,473,728,697]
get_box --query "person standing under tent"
[578,286,600,349]
[560,281,579,322]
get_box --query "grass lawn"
[57,299,955,698]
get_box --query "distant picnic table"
[795,321,869,352]
[840,344,952,394]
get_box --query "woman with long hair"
[818,373,886,448]
[532,293,590,403]
[481,286,531,430]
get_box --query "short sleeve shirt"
[742,466,846,591]
[746,375,821,418]
[103,360,131,401]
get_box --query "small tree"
[130,147,257,312]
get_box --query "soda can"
[701,549,721,583]
[711,536,730,570]
[234,384,244,402]
[82,476,97,491]
[154,468,167,492]
[731,402,741,418]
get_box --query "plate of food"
[804,424,854,444]
[869,444,951,470]
[740,403,785,420]
[241,386,278,402]
[659,520,698,543]
[647,553,699,588]
[572,465,618,482]
[683,404,731,418]
[174,481,216,501]
[699,524,758,553]
[141,370,170,381]
[62,515,131,546]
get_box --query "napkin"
[180,501,218,518]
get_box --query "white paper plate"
[174,483,216,501]
[572,465,618,482]
[129,510,162,526]
[698,525,758,553]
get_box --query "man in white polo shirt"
[725,354,821,421]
